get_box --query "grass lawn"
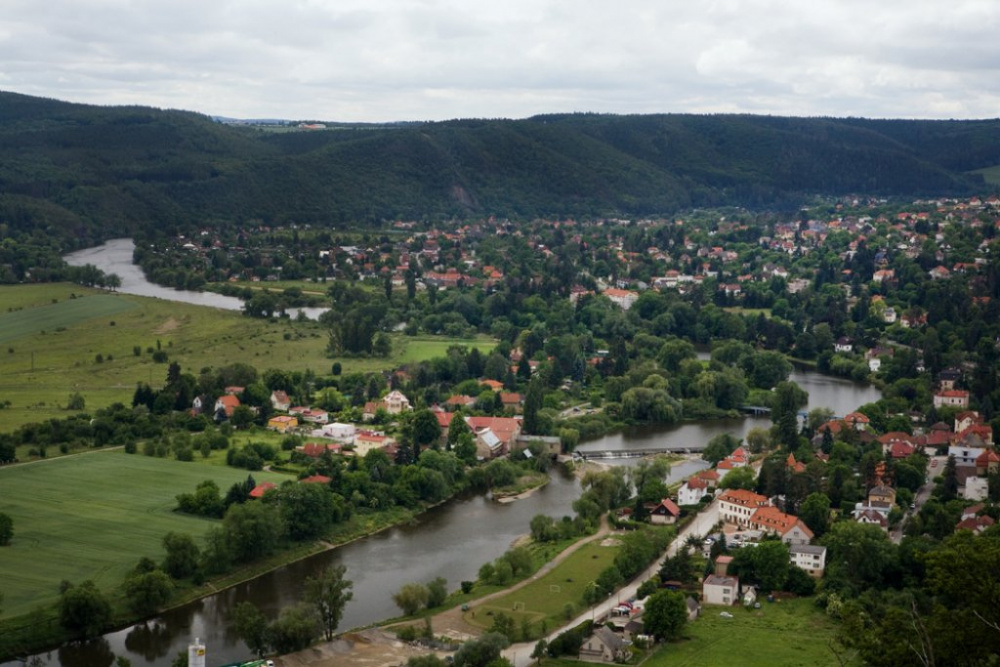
[0,284,495,432]
[647,598,858,667]
[464,540,620,633]
[0,449,289,619]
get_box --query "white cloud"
[0,0,997,120]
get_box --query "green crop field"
[646,598,858,667]
[0,293,137,344]
[465,540,620,632]
[0,450,289,619]
[0,284,495,432]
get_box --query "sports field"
[465,540,620,632]
[0,449,288,618]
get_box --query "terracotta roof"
[249,482,277,498]
[300,475,332,484]
[718,489,769,507]
[750,506,814,539]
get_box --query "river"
[13,242,880,667]
[576,354,882,457]
[64,239,328,320]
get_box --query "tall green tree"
[643,590,688,641]
[304,564,354,641]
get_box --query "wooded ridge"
[1,91,998,244]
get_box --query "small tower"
[188,638,206,667]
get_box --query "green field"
[970,165,1000,186]
[465,540,620,632]
[0,449,289,618]
[0,284,494,432]
[647,598,858,667]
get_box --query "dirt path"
[424,515,613,641]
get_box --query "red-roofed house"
[934,390,970,409]
[956,515,995,534]
[678,477,710,505]
[465,416,522,458]
[355,430,394,457]
[445,395,477,409]
[249,482,277,499]
[270,390,291,412]
[298,442,342,458]
[300,475,332,485]
[603,288,639,310]
[215,394,241,418]
[976,448,1000,475]
[844,412,870,431]
[649,498,681,525]
[786,453,807,474]
[718,489,770,527]
[749,507,814,545]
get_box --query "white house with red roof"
[718,489,770,527]
[748,506,814,545]
[678,477,710,505]
[934,389,970,409]
[602,287,639,311]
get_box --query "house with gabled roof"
[579,626,629,663]
[649,498,681,525]
[270,390,291,412]
[748,506,814,545]
[718,489,770,527]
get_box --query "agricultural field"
[0,449,289,618]
[647,598,858,667]
[464,540,620,633]
[0,284,494,432]
[970,165,1000,186]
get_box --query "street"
[890,454,944,543]
[503,501,720,667]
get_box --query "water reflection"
[124,621,180,662]
[57,639,115,667]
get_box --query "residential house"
[868,483,897,506]
[976,448,1000,475]
[267,415,298,433]
[270,390,291,412]
[790,544,827,577]
[844,412,870,431]
[320,422,356,442]
[748,506,814,545]
[718,489,770,527]
[939,368,962,391]
[649,498,681,525]
[956,514,995,534]
[677,477,710,505]
[855,508,889,530]
[249,482,277,499]
[215,395,240,418]
[834,337,854,353]
[383,390,412,414]
[603,287,639,311]
[934,390,970,409]
[465,416,522,458]
[686,597,701,621]
[963,476,989,501]
[703,575,740,606]
[579,626,629,664]
[297,442,342,458]
[354,430,394,457]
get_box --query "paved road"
[891,455,944,543]
[503,501,720,667]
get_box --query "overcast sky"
[2,0,998,122]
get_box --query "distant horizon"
[8,89,1000,126]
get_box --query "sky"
[2,0,998,122]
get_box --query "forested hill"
[1,91,999,245]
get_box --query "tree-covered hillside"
[1,91,998,247]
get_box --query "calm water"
[576,354,882,455]
[5,472,582,667]
[11,243,881,667]
[64,239,328,320]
